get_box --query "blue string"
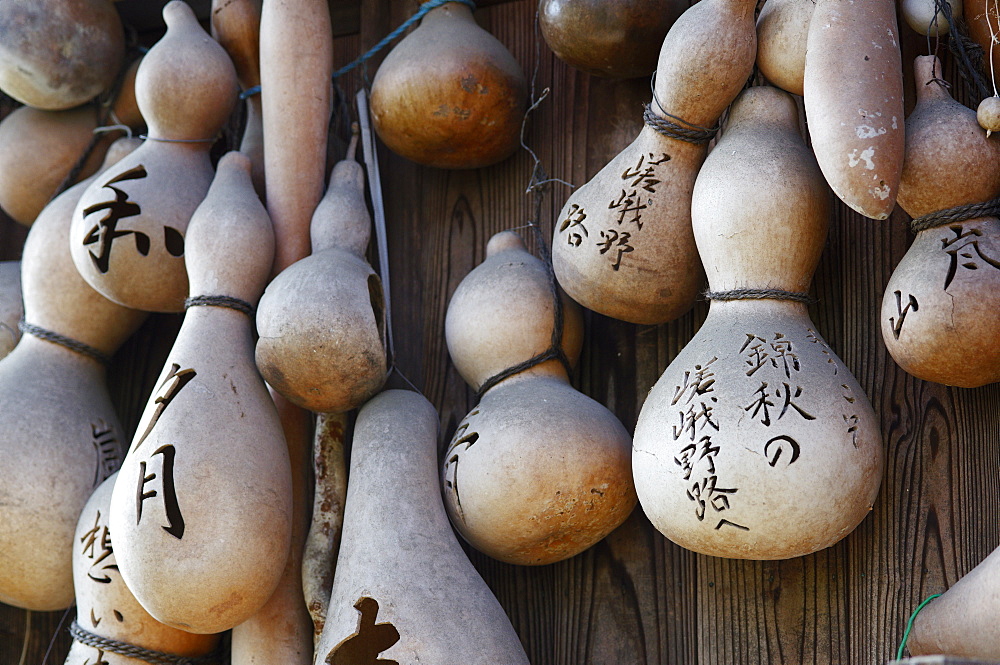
[240,85,261,100]
[332,0,476,79]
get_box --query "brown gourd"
[369,1,528,169]
[551,0,757,325]
[633,87,883,559]
[803,0,905,219]
[108,153,291,634]
[442,231,635,565]
[538,0,686,79]
[756,0,816,97]
[65,473,221,665]
[0,261,22,359]
[314,390,530,665]
[69,0,238,313]
[964,0,1000,90]
[0,138,145,611]
[0,0,124,110]
[880,56,1000,387]
[256,131,387,414]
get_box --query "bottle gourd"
[0,261,21,359]
[880,56,1000,387]
[70,0,238,313]
[442,231,635,565]
[551,0,757,325]
[755,0,815,97]
[109,153,292,634]
[633,87,884,559]
[315,390,529,665]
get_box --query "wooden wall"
[2,1,999,663]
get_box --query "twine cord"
[184,295,254,315]
[139,135,218,144]
[18,321,112,365]
[910,197,1000,232]
[240,85,261,100]
[644,71,718,145]
[704,288,814,304]
[70,621,220,665]
[896,594,943,659]
[333,0,477,79]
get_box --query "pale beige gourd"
[756,0,816,96]
[900,0,961,35]
[0,0,124,110]
[256,133,387,414]
[906,545,1000,659]
[0,261,22,359]
[369,2,528,169]
[108,152,292,634]
[0,138,145,611]
[804,0,904,219]
[212,0,265,197]
[551,0,757,325]
[442,231,635,565]
[315,390,530,665]
[881,56,1000,387]
[70,0,238,313]
[978,96,1000,135]
[634,87,884,559]
[65,473,221,665]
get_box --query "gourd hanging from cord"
[369,0,528,169]
[900,0,962,36]
[551,0,757,325]
[442,231,635,565]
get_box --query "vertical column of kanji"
[633,86,884,559]
[880,55,1000,387]
[68,0,238,314]
[0,138,145,611]
[108,152,292,635]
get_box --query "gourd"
[0,261,21,359]
[756,0,816,96]
[900,0,962,35]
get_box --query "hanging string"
[896,594,943,660]
[39,606,73,665]
[646,71,719,145]
[70,621,221,665]
[18,320,112,365]
[332,0,477,80]
[909,196,1000,232]
[929,0,992,104]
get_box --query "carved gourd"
[633,87,884,559]
[70,0,238,312]
[0,261,22,359]
[551,0,757,324]
[0,0,124,110]
[109,152,292,634]
[0,138,145,611]
[315,390,530,665]
[880,56,1000,387]
[442,231,635,565]
[756,0,816,96]
[65,473,221,665]
[804,0,904,219]
[538,0,686,79]
[369,1,528,169]
[900,0,961,35]
[906,544,1000,659]
[212,0,265,197]
[256,133,386,414]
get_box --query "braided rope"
[139,135,218,144]
[704,288,814,304]
[642,104,718,145]
[18,321,112,365]
[69,621,220,665]
[910,197,1000,232]
[184,295,254,315]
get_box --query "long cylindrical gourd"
[260,0,332,272]
[804,0,904,219]
[65,473,221,665]
[0,0,124,110]
[0,139,145,611]
[880,56,1000,387]
[907,544,1000,659]
[0,261,22,359]
[369,2,528,169]
[69,0,238,313]
[551,0,757,324]
[256,133,387,414]
[634,87,883,559]
[443,231,635,565]
[109,153,292,634]
[756,0,816,96]
[314,390,530,665]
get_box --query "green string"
[896,593,943,660]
